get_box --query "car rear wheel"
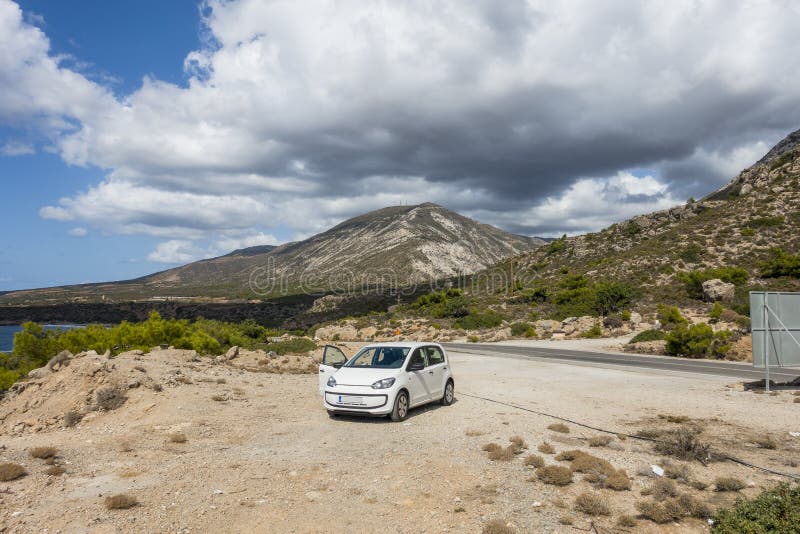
[390,390,409,422]
[441,379,454,406]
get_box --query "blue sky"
[1,0,799,292]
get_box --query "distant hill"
[485,127,800,311]
[0,203,544,306]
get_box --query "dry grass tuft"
[558,515,574,525]
[133,365,146,373]
[175,375,192,384]
[482,442,502,452]
[644,478,679,501]
[118,439,134,453]
[168,433,187,444]
[216,378,227,384]
[0,463,27,481]
[555,449,586,462]
[574,492,611,516]
[482,519,516,534]
[509,435,528,450]
[616,515,637,527]
[64,409,83,427]
[211,394,227,402]
[569,453,616,479]
[689,480,709,491]
[29,446,58,459]
[664,462,692,483]
[232,387,245,396]
[653,428,712,463]
[588,435,613,447]
[523,455,545,468]
[658,414,690,423]
[636,494,711,523]
[45,465,66,476]
[537,442,555,454]
[95,386,127,411]
[548,423,570,433]
[604,469,632,491]
[465,429,485,437]
[151,383,163,392]
[488,445,517,461]
[536,465,573,486]
[104,493,138,510]
[754,435,778,449]
[714,477,745,492]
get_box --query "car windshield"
[345,346,410,369]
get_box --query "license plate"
[338,395,364,406]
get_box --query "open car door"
[319,345,347,395]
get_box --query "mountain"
[0,203,544,305]
[489,127,800,311]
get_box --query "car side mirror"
[332,362,344,369]
[408,362,424,372]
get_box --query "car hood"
[332,367,400,386]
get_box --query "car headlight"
[327,376,337,387]
[371,377,396,389]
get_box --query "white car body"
[319,342,454,421]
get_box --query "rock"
[225,346,240,360]
[315,324,358,341]
[28,367,50,379]
[47,350,73,371]
[739,183,753,195]
[535,320,561,332]
[702,278,735,302]
[629,312,643,325]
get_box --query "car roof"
[363,341,440,349]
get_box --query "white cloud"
[67,227,87,237]
[214,232,280,253]
[0,0,799,253]
[1,140,34,156]
[147,240,211,264]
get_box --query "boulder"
[629,312,643,326]
[225,346,240,360]
[702,278,735,302]
[315,324,358,341]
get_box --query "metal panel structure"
[750,292,800,390]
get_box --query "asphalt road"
[443,342,800,383]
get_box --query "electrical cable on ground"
[460,391,800,481]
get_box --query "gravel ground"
[1,347,798,533]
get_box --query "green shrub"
[510,322,531,337]
[581,323,603,338]
[410,289,469,318]
[515,287,548,304]
[709,302,724,321]
[629,330,666,343]
[594,282,633,315]
[657,305,688,329]
[760,248,800,278]
[456,310,505,330]
[546,235,568,255]
[746,216,784,228]
[712,483,800,533]
[769,150,796,170]
[677,267,749,299]
[740,227,755,237]
[665,323,732,359]
[679,243,704,263]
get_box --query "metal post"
[763,294,770,392]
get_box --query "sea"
[0,324,83,353]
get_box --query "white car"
[319,342,455,421]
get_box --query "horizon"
[1,0,800,291]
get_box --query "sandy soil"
[1,347,798,533]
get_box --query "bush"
[629,329,667,343]
[715,477,746,492]
[653,428,712,462]
[588,435,612,447]
[709,302,724,321]
[677,267,749,299]
[594,282,634,315]
[482,519,516,534]
[29,446,57,459]
[95,386,127,411]
[524,455,545,468]
[548,423,569,433]
[657,305,689,329]
[603,315,623,329]
[746,216,784,228]
[574,492,611,516]
[760,248,800,278]
[637,494,711,524]
[666,323,732,359]
[536,466,573,486]
[104,493,138,510]
[455,310,505,330]
[711,483,800,533]
[510,322,530,337]
[538,442,555,454]
[0,463,26,481]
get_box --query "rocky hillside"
[0,203,543,305]
[478,127,800,312]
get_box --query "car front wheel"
[441,380,454,406]
[390,390,409,422]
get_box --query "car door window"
[407,348,427,369]
[425,346,444,366]
[322,345,347,366]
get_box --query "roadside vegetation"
[0,312,313,390]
